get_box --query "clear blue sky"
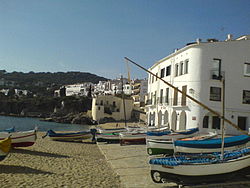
[0,0,250,79]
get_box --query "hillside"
[0,70,107,85]
[0,70,107,96]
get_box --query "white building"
[146,34,250,135]
[131,79,148,108]
[65,83,93,96]
[92,95,133,122]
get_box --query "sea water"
[0,115,90,132]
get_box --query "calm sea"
[0,116,90,132]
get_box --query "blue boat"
[147,127,199,140]
[174,135,249,153]
[43,129,96,141]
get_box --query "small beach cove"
[0,132,121,188]
[0,116,121,188]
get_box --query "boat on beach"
[96,127,127,134]
[149,147,250,184]
[0,137,11,161]
[147,127,199,140]
[96,132,120,143]
[119,131,147,145]
[0,128,37,147]
[174,134,250,154]
[147,131,218,155]
[43,129,94,141]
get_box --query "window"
[212,116,220,129]
[244,63,250,76]
[160,68,165,78]
[210,87,221,101]
[165,88,169,104]
[154,91,157,105]
[160,89,163,104]
[173,87,178,106]
[166,65,171,76]
[184,60,189,74]
[156,73,158,81]
[151,75,154,83]
[181,85,187,106]
[243,90,250,104]
[175,64,179,76]
[180,61,184,75]
[203,116,209,128]
[113,101,116,107]
[211,58,222,80]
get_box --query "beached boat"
[119,131,147,146]
[149,147,250,184]
[174,135,250,153]
[0,137,11,161]
[147,131,218,155]
[96,132,120,143]
[43,129,94,141]
[96,127,127,134]
[0,128,37,147]
[147,127,199,140]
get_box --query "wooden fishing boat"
[147,127,199,140]
[96,127,127,134]
[147,139,173,155]
[147,131,218,155]
[43,129,93,141]
[119,131,147,145]
[0,137,11,161]
[174,135,249,153]
[149,147,250,184]
[0,128,37,147]
[96,132,120,143]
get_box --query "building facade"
[146,35,250,135]
[92,95,134,122]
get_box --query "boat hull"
[175,135,250,153]
[119,133,146,145]
[47,131,92,141]
[0,130,37,148]
[151,166,250,185]
[150,155,250,177]
[147,139,173,155]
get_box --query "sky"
[0,0,250,80]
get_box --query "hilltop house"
[146,34,250,135]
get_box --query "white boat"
[149,147,250,184]
[0,128,37,147]
[147,139,173,155]
[147,132,218,155]
[96,127,127,134]
[174,135,249,153]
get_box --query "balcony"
[210,70,225,80]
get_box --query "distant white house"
[146,34,250,135]
[92,95,133,122]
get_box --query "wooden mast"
[124,57,249,135]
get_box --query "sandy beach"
[0,130,121,188]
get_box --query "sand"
[0,131,121,188]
